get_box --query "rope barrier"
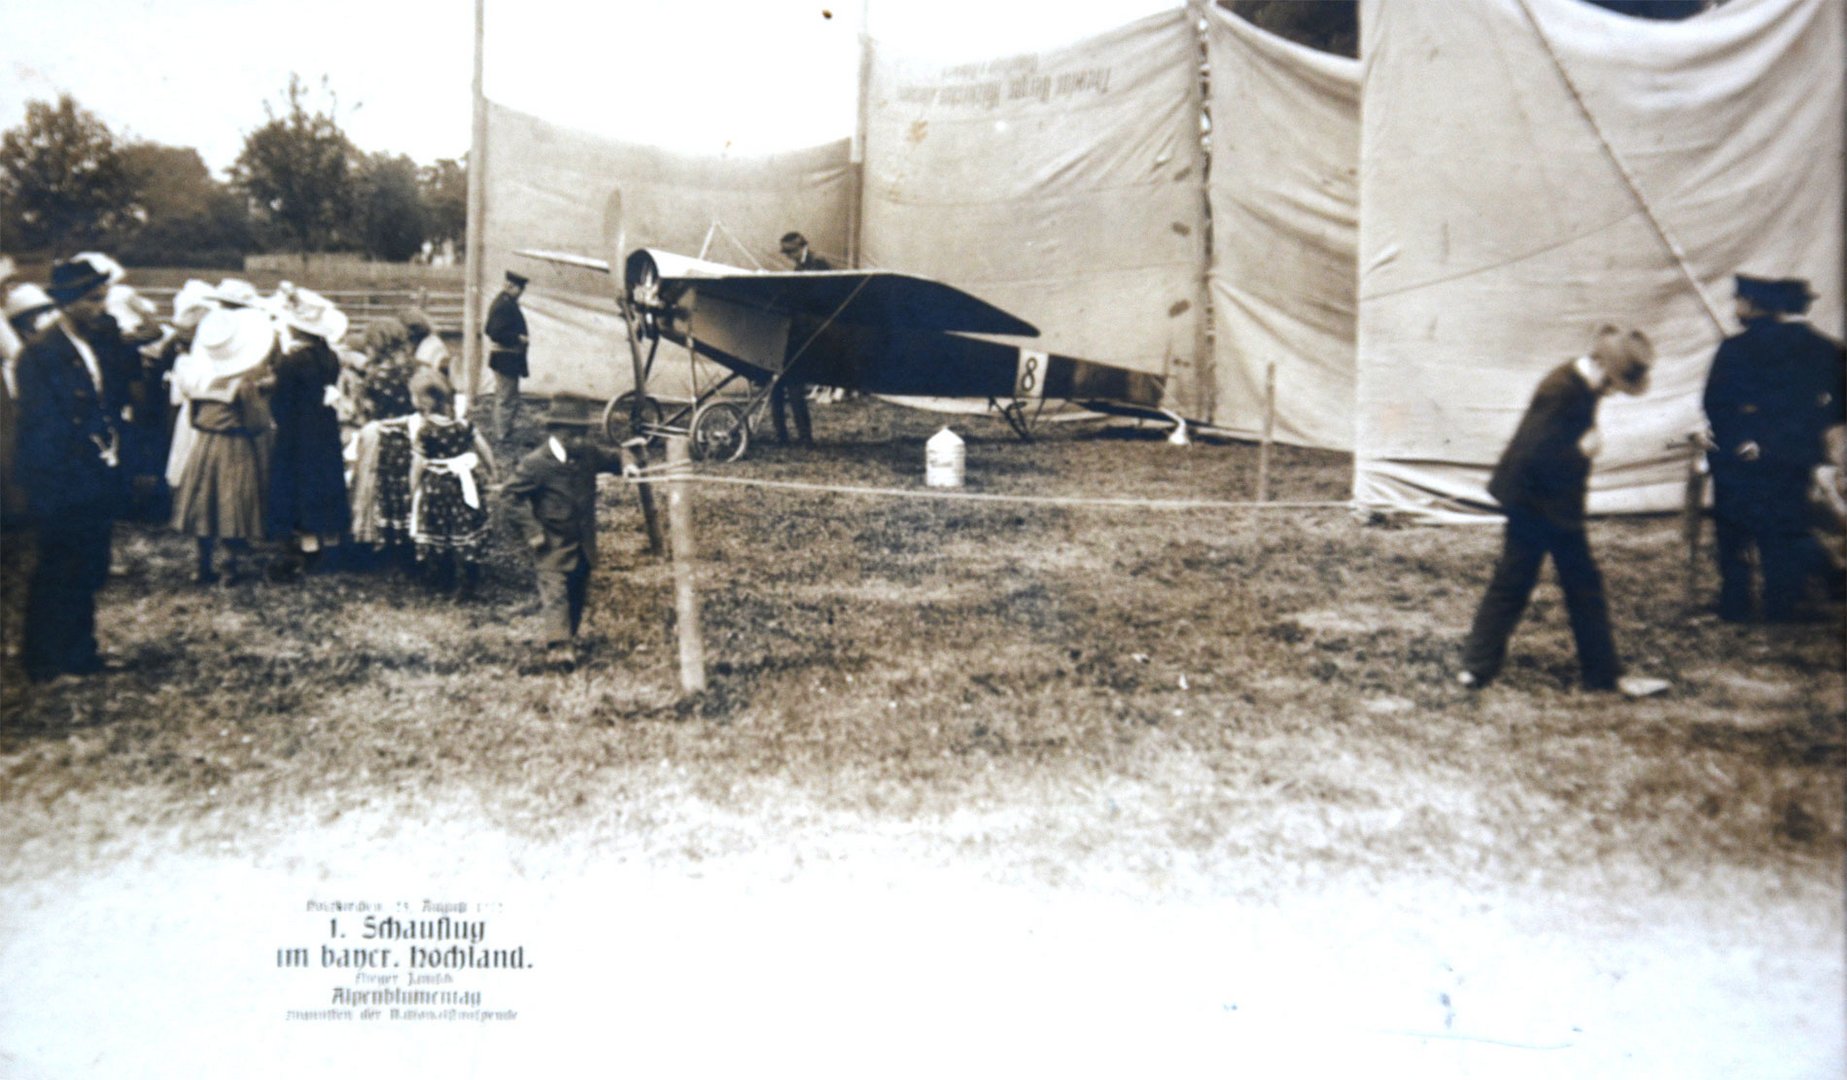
[617,466,1350,512]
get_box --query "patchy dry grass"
[0,397,1841,916]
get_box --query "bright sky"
[2,0,1181,176]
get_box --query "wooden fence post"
[665,435,706,696]
[620,438,664,556]
[1682,433,1708,611]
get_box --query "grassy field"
[1,396,1841,1075]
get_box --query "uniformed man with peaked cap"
[1703,273,1847,622]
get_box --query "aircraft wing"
[622,249,1037,338]
[521,246,1038,338]
[516,248,612,274]
[683,270,1039,338]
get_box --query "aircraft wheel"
[604,391,663,442]
[690,402,750,463]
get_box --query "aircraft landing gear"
[690,401,750,462]
[1000,400,1034,442]
[603,391,663,443]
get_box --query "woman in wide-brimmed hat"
[267,288,352,577]
[159,281,221,493]
[169,305,278,584]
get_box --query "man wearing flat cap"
[1460,325,1667,697]
[484,270,530,442]
[1702,273,1847,622]
[13,255,132,682]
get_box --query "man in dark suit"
[485,270,530,442]
[13,256,130,683]
[502,395,638,670]
[770,231,833,447]
[1702,274,1846,622]
[1460,325,1666,697]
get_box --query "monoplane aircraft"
[516,245,1177,461]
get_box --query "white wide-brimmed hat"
[191,306,276,378]
[171,279,219,331]
[105,283,160,340]
[281,287,349,343]
[72,251,127,287]
[213,278,262,308]
[4,282,54,323]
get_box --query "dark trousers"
[536,559,591,645]
[1463,509,1618,690]
[24,511,114,681]
[770,371,812,445]
[1712,465,1830,621]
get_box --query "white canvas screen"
[1355,0,1844,520]
[1206,7,1361,448]
[860,10,1209,413]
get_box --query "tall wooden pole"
[462,0,488,404]
[848,0,873,269]
[665,435,707,696]
[1186,0,1214,423]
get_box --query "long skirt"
[374,427,413,548]
[171,429,269,540]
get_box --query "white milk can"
[925,427,965,488]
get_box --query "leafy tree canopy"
[0,94,140,255]
[118,142,254,268]
[356,152,428,262]
[420,158,467,247]
[232,74,358,254]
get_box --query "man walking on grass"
[1459,324,1669,699]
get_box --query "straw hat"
[190,306,276,379]
[171,279,219,331]
[105,284,160,340]
[213,278,262,308]
[4,283,54,323]
[281,287,349,343]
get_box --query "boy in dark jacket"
[502,394,636,670]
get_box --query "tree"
[232,74,357,254]
[117,143,255,268]
[419,157,467,248]
[355,152,427,261]
[0,94,140,254]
